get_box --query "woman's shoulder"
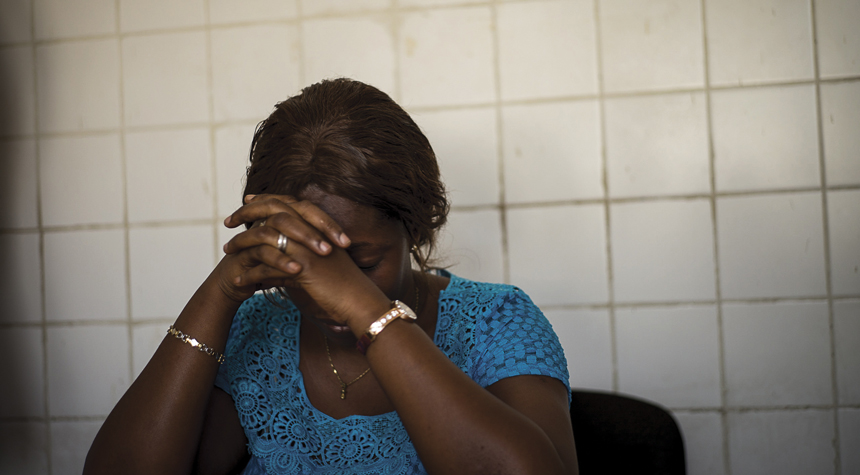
[439,270,526,301]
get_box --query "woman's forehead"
[298,187,403,242]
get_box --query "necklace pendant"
[340,383,347,400]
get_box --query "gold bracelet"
[167,325,225,364]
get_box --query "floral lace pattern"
[216,273,569,475]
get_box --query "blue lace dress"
[214,272,569,475]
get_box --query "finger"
[225,194,295,228]
[236,263,301,289]
[225,212,331,256]
[233,246,302,286]
[228,194,350,248]
[288,200,351,248]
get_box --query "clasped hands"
[218,194,388,331]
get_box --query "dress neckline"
[294,272,460,422]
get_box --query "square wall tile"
[0,422,48,475]
[44,229,127,322]
[717,193,826,299]
[544,308,612,391]
[36,39,120,133]
[437,209,504,284]
[129,225,215,319]
[705,0,814,85]
[34,0,115,40]
[728,410,835,475]
[301,0,391,16]
[399,7,495,107]
[0,139,38,228]
[0,0,32,44]
[0,327,44,417]
[122,32,208,127]
[841,408,860,475]
[829,190,860,295]
[120,0,205,32]
[723,301,832,406]
[209,0,298,24]
[212,25,300,122]
[599,0,704,92]
[502,100,602,203]
[497,0,597,100]
[0,46,36,135]
[0,233,42,323]
[616,305,721,408]
[411,107,499,207]
[50,421,103,475]
[39,133,124,226]
[673,412,725,475]
[125,128,213,223]
[815,0,860,78]
[821,81,860,186]
[605,92,709,197]
[215,124,255,217]
[507,205,608,306]
[303,16,395,96]
[132,322,169,379]
[47,325,130,417]
[611,199,715,302]
[712,85,819,192]
[834,300,860,405]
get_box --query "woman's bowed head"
[85,78,578,475]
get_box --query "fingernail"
[222,244,227,253]
[338,233,351,246]
[244,194,256,202]
[287,262,300,273]
[223,216,231,226]
[319,241,331,253]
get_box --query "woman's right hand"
[216,194,352,303]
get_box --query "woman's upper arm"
[194,387,250,475]
[487,375,579,475]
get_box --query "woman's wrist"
[347,293,393,340]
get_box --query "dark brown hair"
[244,78,448,269]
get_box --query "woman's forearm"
[361,317,570,475]
[83,269,243,475]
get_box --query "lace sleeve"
[470,289,570,395]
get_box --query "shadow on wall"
[0,48,42,424]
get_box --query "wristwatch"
[355,300,417,354]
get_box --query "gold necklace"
[325,336,371,400]
[324,279,422,400]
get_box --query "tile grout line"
[591,0,618,393]
[204,0,220,269]
[116,0,136,417]
[699,0,732,475]
[808,1,841,474]
[30,0,53,470]
[390,0,401,104]
[488,0,510,285]
[3,77,860,143]
[698,0,731,472]
[297,1,307,88]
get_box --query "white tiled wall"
[0,1,857,474]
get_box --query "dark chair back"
[570,390,686,475]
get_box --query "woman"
[85,79,577,475]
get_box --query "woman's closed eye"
[356,261,381,272]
